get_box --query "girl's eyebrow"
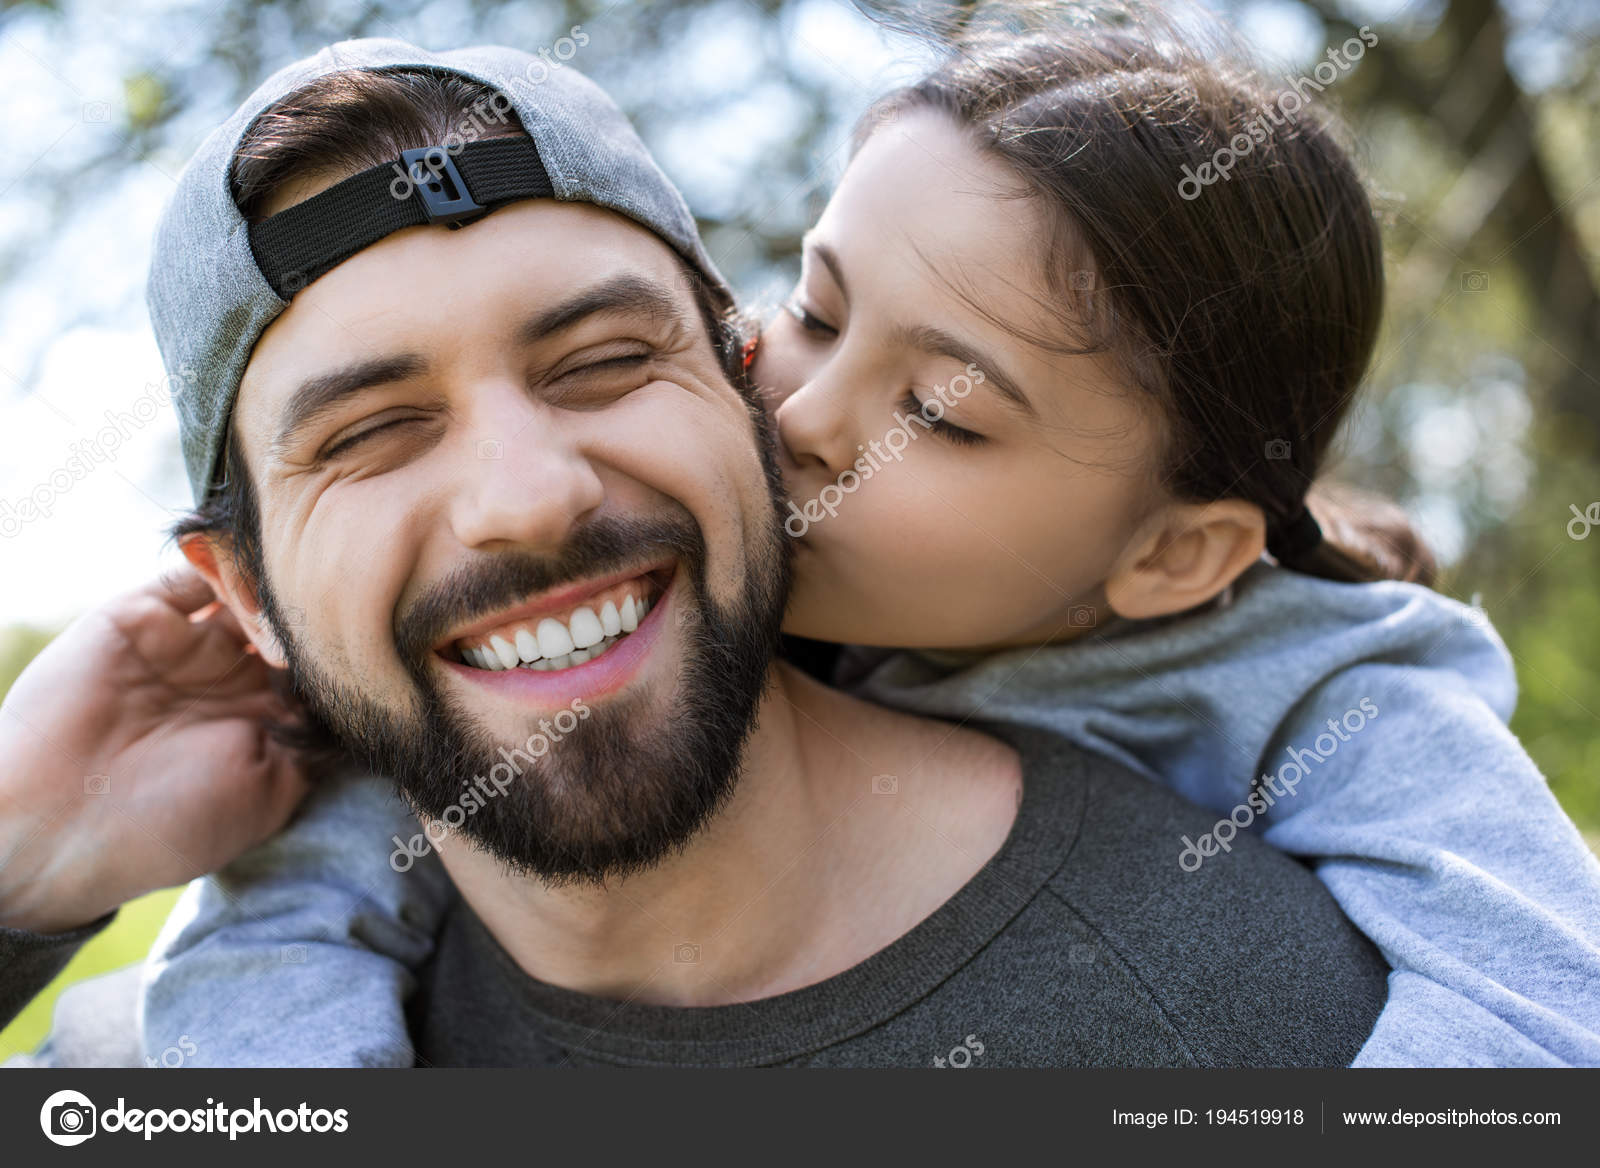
[806,236,1036,417]
[808,239,850,302]
[888,321,1037,417]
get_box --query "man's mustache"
[393,510,706,671]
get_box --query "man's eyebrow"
[888,322,1038,417]
[273,275,691,453]
[274,354,428,453]
[515,273,689,345]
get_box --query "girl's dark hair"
[174,67,748,561]
[858,2,1435,585]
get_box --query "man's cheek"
[673,427,776,601]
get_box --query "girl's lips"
[440,571,674,707]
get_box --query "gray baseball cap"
[146,37,730,504]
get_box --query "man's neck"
[438,662,1022,1006]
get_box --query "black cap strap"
[1267,504,1324,566]
[248,135,555,298]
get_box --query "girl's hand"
[0,566,312,933]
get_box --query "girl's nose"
[773,378,858,477]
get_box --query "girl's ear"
[1103,499,1266,621]
[180,535,289,669]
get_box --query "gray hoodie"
[837,561,1600,1066]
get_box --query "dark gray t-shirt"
[411,726,1389,1067]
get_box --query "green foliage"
[0,625,56,702]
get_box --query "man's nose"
[448,390,605,553]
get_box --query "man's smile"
[437,560,677,704]
[444,561,671,669]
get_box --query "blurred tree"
[1286,0,1600,828]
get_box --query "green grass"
[0,887,182,1062]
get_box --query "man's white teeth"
[569,606,605,649]
[490,635,520,669]
[536,617,574,660]
[459,587,656,672]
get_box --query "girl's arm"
[140,768,456,1067]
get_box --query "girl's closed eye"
[785,299,838,337]
[902,390,986,447]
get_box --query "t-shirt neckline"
[443,724,1088,1066]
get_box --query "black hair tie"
[1267,504,1324,566]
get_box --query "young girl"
[142,8,1600,1066]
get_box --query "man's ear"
[180,535,288,669]
[1104,499,1266,621]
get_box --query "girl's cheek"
[756,380,785,429]
[749,326,810,413]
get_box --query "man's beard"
[261,505,789,886]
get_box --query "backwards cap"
[146,37,728,503]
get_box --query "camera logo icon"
[1264,438,1291,460]
[871,774,898,795]
[40,1089,97,1146]
[673,942,700,963]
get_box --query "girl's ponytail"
[1285,481,1437,587]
